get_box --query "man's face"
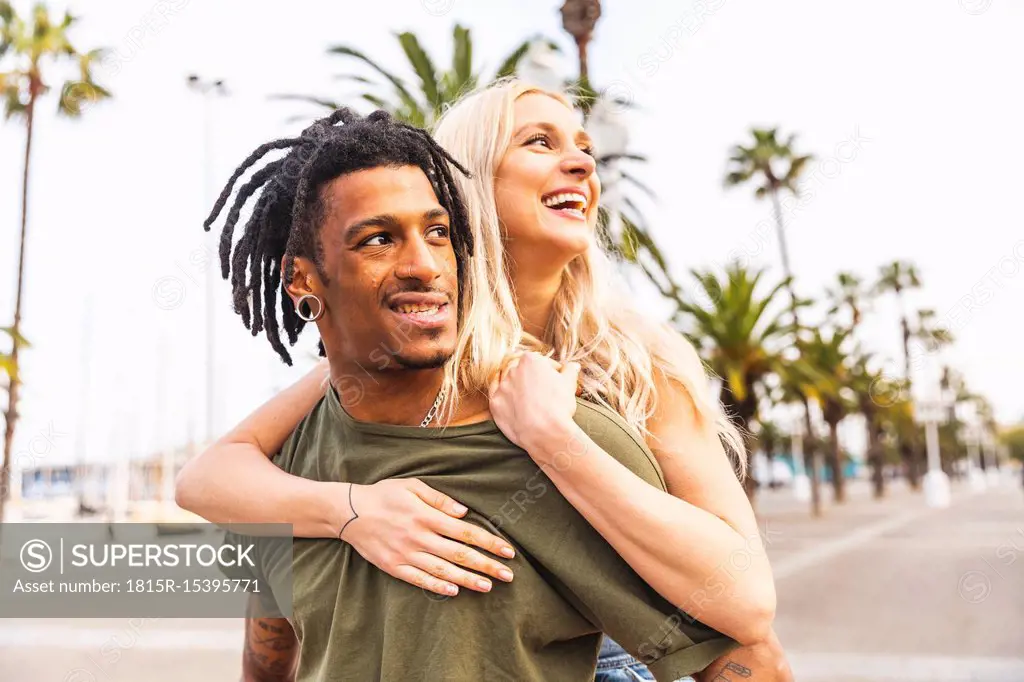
[299,165,459,371]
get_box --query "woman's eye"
[580,145,595,157]
[526,134,552,149]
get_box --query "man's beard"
[392,350,452,371]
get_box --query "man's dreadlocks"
[203,108,473,366]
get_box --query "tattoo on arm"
[712,660,753,681]
[697,658,754,682]
[242,604,297,682]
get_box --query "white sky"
[1,0,1021,469]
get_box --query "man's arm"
[242,597,298,682]
[694,629,793,682]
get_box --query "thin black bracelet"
[337,482,359,540]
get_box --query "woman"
[177,79,782,681]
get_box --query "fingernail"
[476,578,492,591]
[446,584,458,596]
[452,503,468,515]
[498,569,514,582]
[501,546,515,559]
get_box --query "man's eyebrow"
[343,213,402,239]
[423,207,449,222]
[344,208,449,239]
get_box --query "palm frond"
[269,93,344,110]
[327,45,422,115]
[396,31,440,111]
[451,24,472,87]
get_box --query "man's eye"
[362,234,390,247]
[427,225,450,239]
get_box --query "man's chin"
[392,351,453,371]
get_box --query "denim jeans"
[594,636,695,682]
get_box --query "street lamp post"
[186,74,228,445]
[919,398,951,508]
[965,425,987,492]
[957,401,986,493]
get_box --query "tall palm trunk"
[0,88,36,524]
[769,189,799,308]
[902,431,923,490]
[803,399,822,516]
[574,38,590,83]
[827,419,846,503]
[866,418,885,499]
[770,188,821,515]
[893,286,923,490]
[560,0,601,85]
[719,387,759,504]
[901,317,912,383]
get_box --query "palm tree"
[724,128,817,511]
[0,2,110,523]
[560,0,602,86]
[0,328,18,381]
[873,260,928,488]
[766,364,824,516]
[873,260,922,382]
[850,353,892,498]
[753,418,784,488]
[800,329,856,502]
[673,263,800,499]
[912,308,954,355]
[826,271,869,329]
[724,127,813,321]
[274,24,542,129]
[557,5,677,307]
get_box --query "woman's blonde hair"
[432,78,745,475]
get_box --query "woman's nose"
[562,148,596,178]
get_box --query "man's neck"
[327,356,488,426]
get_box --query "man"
[207,109,756,681]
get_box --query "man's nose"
[396,237,444,282]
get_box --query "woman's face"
[494,93,601,268]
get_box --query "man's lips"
[385,292,452,330]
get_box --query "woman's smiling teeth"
[542,192,588,219]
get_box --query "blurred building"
[8,443,201,522]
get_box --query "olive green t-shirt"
[237,388,737,681]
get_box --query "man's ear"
[283,256,324,304]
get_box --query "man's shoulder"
[571,399,666,491]
[273,394,334,474]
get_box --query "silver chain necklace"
[419,384,447,428]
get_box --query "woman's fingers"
[408,552,502,594]
[437,516,516,559]
[391,563,459,597]
[424,536,515,584]
[409,480,516,559]
[408,479,469,518]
